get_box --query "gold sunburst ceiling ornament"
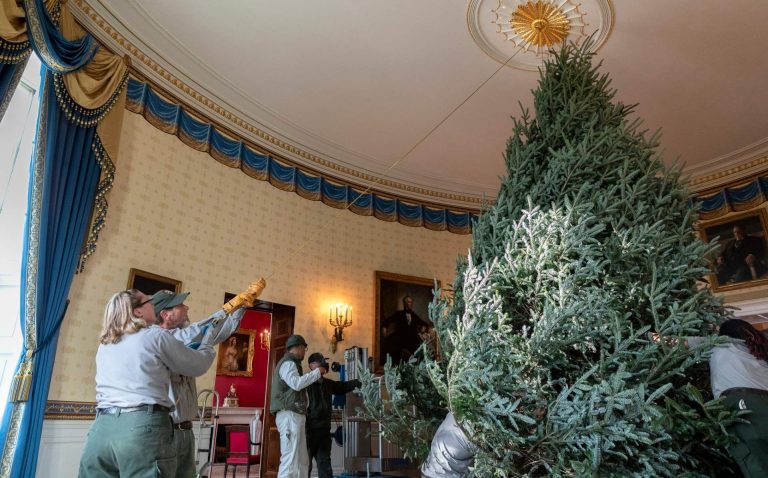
[491,0,587,57]
[511,1,570,47]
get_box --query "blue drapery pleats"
[22,0,98,73]
[1,69,100,478]
[126,77,479,234]
[692,176,768,219]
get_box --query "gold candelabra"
[329,303,352,353]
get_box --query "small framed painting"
[216,330,256,377]
[127,268,182,295]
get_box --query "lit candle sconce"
[259,329,270,350]
[329,303,352,353]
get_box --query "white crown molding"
[685,136,768,192]
[70,1,497,208]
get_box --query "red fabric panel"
[214,310,271,407]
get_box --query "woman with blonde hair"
[78,290,217,477]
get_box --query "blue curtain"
[0,69,100,477]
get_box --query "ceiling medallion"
[502,1,574,52]
[468,0,614,70]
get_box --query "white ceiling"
[76,0,768,206]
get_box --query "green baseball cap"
[286,334,308,349]
[150,290,189,315]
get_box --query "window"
[0,54,42,416]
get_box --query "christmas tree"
[360,41,740,477]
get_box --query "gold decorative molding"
[71,0,486,207]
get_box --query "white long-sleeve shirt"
[279,361,321,391]
[95,327,215,409]
[688,336,768,398]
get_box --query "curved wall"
[47,112,471,402]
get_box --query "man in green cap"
[152,289,248,478]
[270,334,326,478]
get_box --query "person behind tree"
[305,352,361,478]
[717,225,768,283]
[270,335,326,478]
[686,319,768,477]
[380,295,429,365]
[78,290,216,477]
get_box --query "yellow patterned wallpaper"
[47,113,472,402]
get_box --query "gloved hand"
[222,278,266,314]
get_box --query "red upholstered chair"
[223,425,260,478]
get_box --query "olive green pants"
[79,409,176,477]
[723,391,768,478]
[172,428,196,478]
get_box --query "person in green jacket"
[305,352,361,478]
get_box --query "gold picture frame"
[216,330,256,377]
[699,209,768,292]
[374,271,439,373]
[127,268,182,295]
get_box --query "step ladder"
[195,389,221,478]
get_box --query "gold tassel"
[10,351,34,403]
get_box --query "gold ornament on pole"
[222,278,266,314]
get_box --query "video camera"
[319,359,342,373]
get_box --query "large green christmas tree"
[361,42,741,477]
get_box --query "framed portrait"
[374,271,440,372]
[127,268,182,295]
[216,330,256,377]
[699,209,768,292]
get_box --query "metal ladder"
[195,389,221,478]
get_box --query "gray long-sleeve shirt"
[168,308,244,423]
[95,327,215,409]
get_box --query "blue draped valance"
[692,175,768,220]
[126,77,478,234]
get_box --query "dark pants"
[722,390,768,478]
[307,427,333,478]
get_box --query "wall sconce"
[329,303,352,353]
[260,329,270,350]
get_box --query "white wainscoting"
[35,419,344,477]
[35,420,91,478]
[35,419,211,478]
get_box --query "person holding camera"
[306,352,362,478]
